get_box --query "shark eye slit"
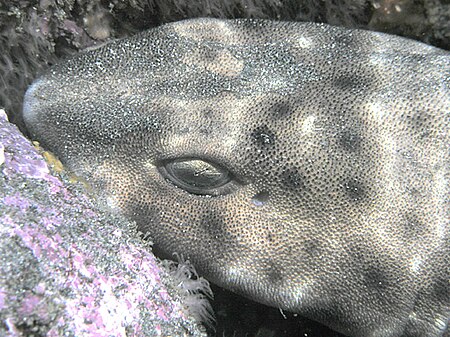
[158,158,240,196]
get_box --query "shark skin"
[23,19,449,337]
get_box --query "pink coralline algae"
[0,109,207,336]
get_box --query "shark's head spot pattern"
[251,125,276,149]
[338,129,363,152]
[363,265,391,293]
[342,179,366,202]
[302,239,321,260]
[270,102,293,119]
[401,213,425,238]
[265,260,284,285]
[434,277,450,301]
[23,18,449,337]
[405,112,434,138]
[333,74,360,90]
[280,167,307,193]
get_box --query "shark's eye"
[158,158,239,196]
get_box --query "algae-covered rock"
[0,109,207,336]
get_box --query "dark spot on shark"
[251,125,276,149]
[338,129,362,152]
[281,167,307,192]
[333,74,371,91]
[432,275,450,302]
[270,102,292,119]
[200,209,228,243]
[364,265,390,292]
[265,260,284,284]
[343,179,365,201]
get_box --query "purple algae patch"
[3,193,31,211]
[0,289,6,310]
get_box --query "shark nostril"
[251,191,269,206]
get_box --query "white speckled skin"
[23,19,449,337]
